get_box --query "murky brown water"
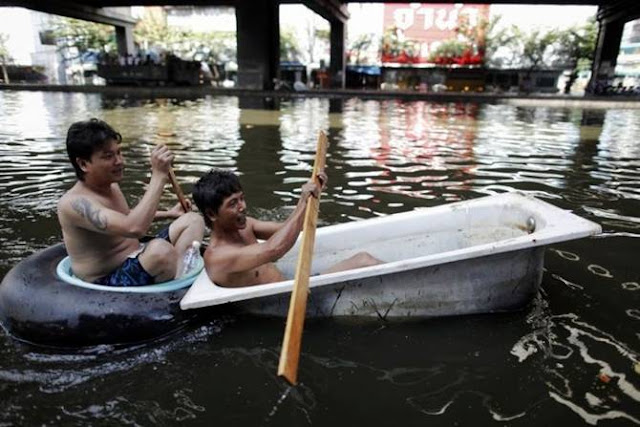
[0,91,638,425]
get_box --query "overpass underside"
[1,0,640,92]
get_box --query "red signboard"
[381,3,490,65]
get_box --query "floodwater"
[0,91,638,426]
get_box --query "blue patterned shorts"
[93,227,172,287]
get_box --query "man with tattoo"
[57,119,205,286]
[192,169,381,287]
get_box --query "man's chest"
[90,188,129,214]
[238,228,259,245]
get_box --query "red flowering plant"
[380,27,420,64]
[429,14,487,66]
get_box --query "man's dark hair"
[193,169,243,226]
[66,118,122,181]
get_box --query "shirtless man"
[192,169,381,287]
[57,118,205,286]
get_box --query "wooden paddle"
[153,135,190,213]
[277,130,328,385]
[168,168,189,213]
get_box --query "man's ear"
[205,208,216,223]
[76,157,90,173]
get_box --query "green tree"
[133,7,172,51]
[134,8,236,63]
[158,30,236,63]
[0,32,10,83]
[428,39,467,64]
[555,18,597,93]
[428,14,509,66]
[280,28,302,62]
[505,27,559,72]
[52,17,116,60]
[50,18,115,84]
[190,32,236,63]
[492,21,595,73]
[524,29,559,70]
[314,28,330,63]
[348,33,373,65]
[483,16,517,68]
[380,27,419,62]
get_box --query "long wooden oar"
[278,130,328,385]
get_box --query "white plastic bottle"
[179,241,202,278]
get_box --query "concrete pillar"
[236,0,279,90]
[115,25,135,56]
[329,19,345,89]
[588,19,625,92]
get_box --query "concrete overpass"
[1,0,639,91]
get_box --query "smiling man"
[57,118,204,286]
[192,169,381,287]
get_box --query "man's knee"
[185,212,205,230]
[323,251,382,275]
[353,252,381,267]
[171,212,205,235]
[143,239,178,270]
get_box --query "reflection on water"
[513,300,640,425]
[0,92,638,425]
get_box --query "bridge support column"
[115,25,135,56]
[329,19,345,89]
[588,18,625,92]
[236,0,279,90]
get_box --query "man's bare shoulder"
[244,216,261,235]
[245,216,259,227]
[246,216,281,240]
[59,183,124,207]
[58,185,85,217]
[59,183,91,207]
[57,184,110,230]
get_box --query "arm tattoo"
[71,198,107,230]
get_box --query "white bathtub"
[181,192,601,318]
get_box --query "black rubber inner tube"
[0,243,199,347]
